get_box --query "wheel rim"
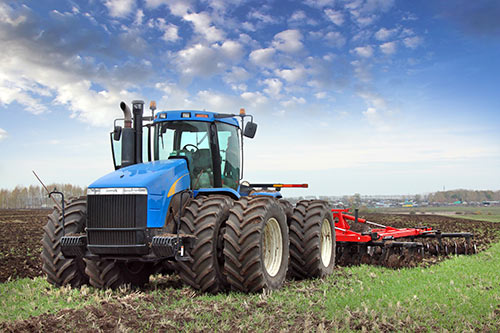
[320,218,333,266]
[263,217,283,277]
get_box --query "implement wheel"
[84,259,154,289]
[177,195,233,293]
[224,197,289,292]
[41,196,89,287]
[289,200,335,279]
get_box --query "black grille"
[87,194,147,247]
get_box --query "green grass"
[371,206,500,223]
[0,278,121,322]
[2,241,500,331]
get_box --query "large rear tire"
[224,197,289,293]
[41,197,89,287]
[84,259,153,289]
[177,195,233,293]
[289,200,335,279]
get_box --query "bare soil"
[0,209,49,282]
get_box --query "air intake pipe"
[132,100,144,164]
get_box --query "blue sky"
[0,0,499,196]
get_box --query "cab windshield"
[155,121,213,189]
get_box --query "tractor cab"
[153,112,241,190]
[110,103,257,194]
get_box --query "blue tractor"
[41,100,335,293]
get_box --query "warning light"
[239,108,246,116]
[195,113,209,118]
[149,101,157,111]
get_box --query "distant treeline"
[0,184,86,209]
[1,186,499,209]
[427,190,500,203]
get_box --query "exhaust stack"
[120,102,133,128]
[120,101,135,167]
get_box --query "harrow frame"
[333,208,476,266]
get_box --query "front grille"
[87,194,147,247]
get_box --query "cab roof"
[153,110,240,128]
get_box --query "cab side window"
[216,122,240,190]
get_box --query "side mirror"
[113,126,122,141]
[243,122,257,138]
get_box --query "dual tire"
[176,195,232,293]
[178,196,290,293]
[289,200,336,279]
[223,197,289,292]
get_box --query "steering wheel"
[182,144,199,152]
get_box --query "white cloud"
[155,82,192,109]
[240,91,268,107]
[272,29,303,53]
[351,60,372,82]
[374,27,398,41]
[219,40,244,61]
[176,43,221,77]
[183,12,225,42]
[303,0,335,8]
[324,31,346,48]
[174,41,243,78]
[280,96,306,108]
[275,66,307,83]
[362,107,391,131]
[104,0,136,18]
[248,10,279,24]
[0,128,7,141]
[134,9,144,25]
[357,89,388,110]
[353,45,373,57]
[156,19,180,42]
[403,36,422,49]
[347,0,395,27]
[241,21,256,31]
[324,9,344,26]
[262,78,283,99]
[224,66,251,84]
[315,92,327,99]
[195,90,241,112]
[380,41,397,55]
[0,2,161,128]
[289,10,306,22]
[0,3,27,26]
[145,0,191,16]
[249,48,276,68]
[54,81,129,126]
[306,57,337,89]
[0,77,49,115]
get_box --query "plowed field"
[1,209,499,283]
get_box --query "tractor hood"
[88,159,189,195]
[87,159,191,228]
